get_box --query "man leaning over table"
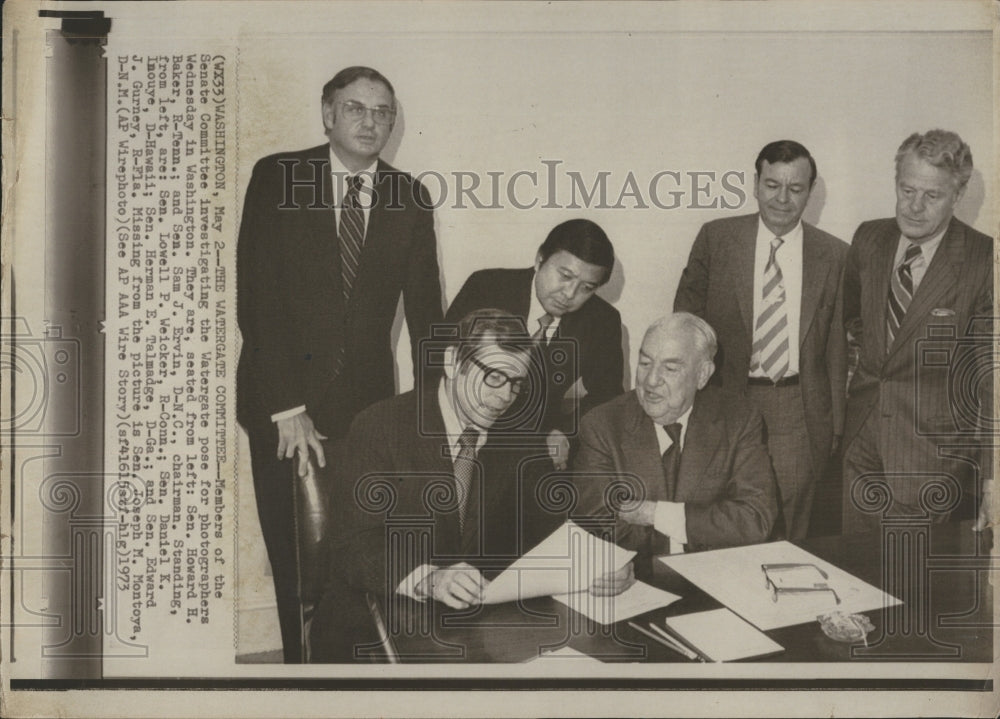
[446,218,625,471]
[309,309,632,661]
[573,312,777,573]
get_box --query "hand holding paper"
[481,521,635,604]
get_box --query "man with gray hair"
[572,312,777,568]
[841,129,994,534]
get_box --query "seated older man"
[573,312,777,568]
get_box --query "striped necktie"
[886,243,923,349]
[338,175,366,302]
[532,312,554,342]
[752,236,789,382]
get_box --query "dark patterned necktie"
[454,427,479,532]
[886,243,923,349]
[338,175,366,302]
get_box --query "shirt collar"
[897,227,946,265]
[328,146,378,188]
[528,271,562,336]
[654,403,694,454]
[437,379,487,459]
[756,216,804,246]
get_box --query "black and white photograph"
[1,1,997,717]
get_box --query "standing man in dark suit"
[674,140,848,541]
[445,219,624,472]
[309,310,631,661]
[573,313,777,567]
[236,66,443,661]
[841,129,993,534]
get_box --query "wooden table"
[375,521,993,663]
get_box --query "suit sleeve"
[444,271,485,324]
[235,159,308,415]
[827,247,849,436]
[572,414,647,552]
[673,223,711,316]
[403,180,444,384]
[578,307,625,417]
[842,226,865,342]
[683,408,777,549]
[971,241,994,482]
[334,416,424,595]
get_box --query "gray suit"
[674,213,848,540]
[841,216,993,532]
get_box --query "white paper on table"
[658,540,900,631]
[552,580,681,625]
[481,521,635,604]
[526,646,602,663]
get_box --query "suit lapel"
[800,225,832,346]
[889,219,964,356]
[517,269,534,322]
[414,387,463,549]
[621,394,667,502]
[733,215,758,341]
[300,149,344,297]
[350,159,394,305]
[676,392,723,498]
[870,224,898,358]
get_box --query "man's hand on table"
[589,561,636,597]
[618,499,656,527]
[415,562,488,609]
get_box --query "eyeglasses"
[338,101,396,125]
[469,356,526,395]
[761,563,841,605]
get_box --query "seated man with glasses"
[237,65,442,662]
[309,309,632,661]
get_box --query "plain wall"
[234,20,993,388]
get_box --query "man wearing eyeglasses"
[308,309,633,660]
[236,66,443,662]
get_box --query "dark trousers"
[245,419,305,663]
[746,382,817,543]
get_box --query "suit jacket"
[332,387,555,597]
[236,144,443,438]
[842,216,993,496]
[446,267,625,435]
[673,213,849,472]
[573,388,777,553]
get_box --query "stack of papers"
[553,581,680,625]
[482,521,635,604]
[659,540,900,630]
[665,608,784,662]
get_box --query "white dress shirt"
[749,218,803,378]
[650,405,694,552]
[528,273,561,342]
[270,150,378,423]
[894,229,945,293]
